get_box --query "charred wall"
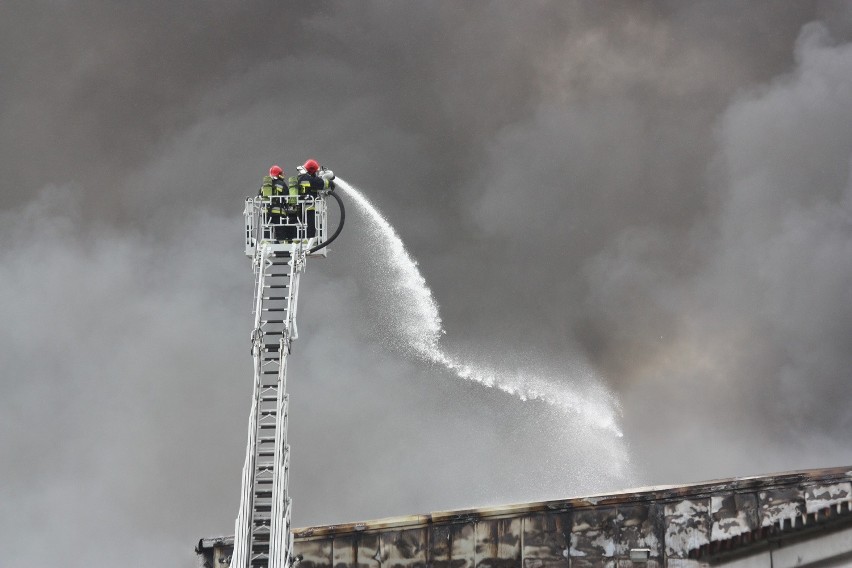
[198,466,852,567]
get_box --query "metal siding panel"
[357,533,382,568]
[333,535,358,568]
[522,513,570,568]
[432,523,475,568]
[710,493,758,542]
[295,539,333,568]
[735,493,760,530]
[664,499,710,558]
[616,504,662,558]
[804,482,852,514]
[522,558,570,568]
[474,518,521,568]
[758,487,804,528]
[381,528,427,568]
[429,525,452,568]
[452,524,477,568]
[571,561,615,568]
[570,507,619,561]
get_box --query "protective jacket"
[288,173,332,208]
[260,174,288,215]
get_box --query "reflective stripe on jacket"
[294,173,330,210]
[260,174,288,214]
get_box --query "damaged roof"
[198,465,852,566]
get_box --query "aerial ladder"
[232,173,344,568]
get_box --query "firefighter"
[259,165,292,242]
[289,159,334,241]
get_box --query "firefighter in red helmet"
[259,164,291,242]
[287,158,335,241]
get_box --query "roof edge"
[291,465,852,539]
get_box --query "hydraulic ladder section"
[233,189,336,568]
[232,243,303,568]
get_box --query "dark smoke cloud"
[2,2,852,566]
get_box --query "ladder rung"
[262,308,287,312]
[262,320,286,324]
[262,296,289,300]
[252,543,270,551]
[265,285,289,289]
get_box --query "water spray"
[336,178,624,437]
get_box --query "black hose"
[308,190,345,254]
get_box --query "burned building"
[198,465,852,568]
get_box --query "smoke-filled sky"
[3,2,852,566]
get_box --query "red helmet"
[269,165,283,177]
[302,159,320,174]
